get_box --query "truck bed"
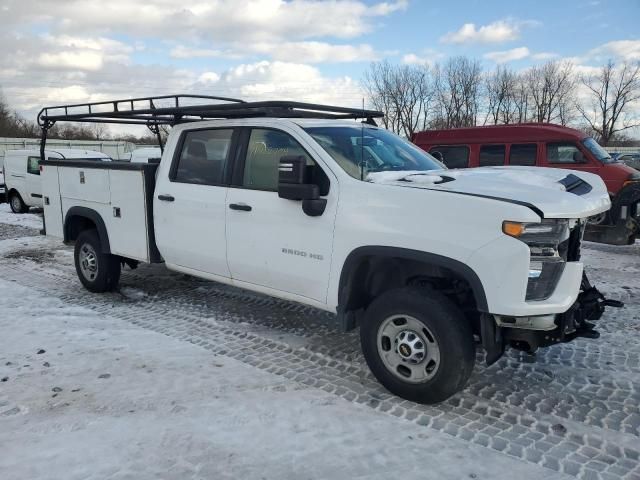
[40,159,161,264]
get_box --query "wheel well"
[63,207,111,253]
[338,249,488,332]
[65,215,97,242]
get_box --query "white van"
[4,149,111,213]
[129,147,162,164]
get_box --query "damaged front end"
[482,217,624,365]
[482,274,623,365]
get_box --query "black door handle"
[229,203,252,212]
[158,194,175,202]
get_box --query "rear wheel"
[74,229,121,292]
[9,192,28,213]
[360,287,475,404]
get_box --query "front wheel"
[74,229,121,292]
[360,287,475,404]
[9,192,28,213]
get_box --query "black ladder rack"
[37,94,383,126]
[37,93,384,158]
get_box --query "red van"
[413,123,640,245]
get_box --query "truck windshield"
[305,126,445,179]
[582,137,614,164]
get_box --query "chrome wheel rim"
[376,314,440,384]
[79,243,98,281]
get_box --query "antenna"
[360,98,365,181]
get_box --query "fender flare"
[64,206,111,254]
[337,246,488,313]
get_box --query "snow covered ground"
[0,203,44,230]
[0,215,639,479]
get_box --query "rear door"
[225,126,337,303]
[153,127,238,277]
[5,153,26,197]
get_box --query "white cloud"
[172,41,377,64]
[441,20,520,44]
[212,61,363,105]
[484,47,530,63]
[402,53,429,65]
[198,72,221,84]
[531,52,559,61]
[401,49,444,66]
[170,46,226,59]
[588,40,640,62]
[3,0,407,43]
[252,42,377,63]
[36,51,105,71]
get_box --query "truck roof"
[413,123,589,144]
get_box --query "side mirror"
[431,151,444,162]
[573,150,586,163]
[278,156,327,217]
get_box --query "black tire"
[74,229,121,293]
[9,191,28,213]
[360,287,475,404]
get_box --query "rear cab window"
[479,145,505,167]
[429,146,469,168]
[171,129,235,185]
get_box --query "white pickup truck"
[38,95,620,403]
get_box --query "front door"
[26,156,43,205]
[543,142,602,178]
[225,127,337,303]
[154,128,236,277]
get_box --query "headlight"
[503,219,569,301]
[623,171,640,187]
[503,219,569,244]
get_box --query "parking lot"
[0,205,639,480]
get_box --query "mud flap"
[481,314,504,366]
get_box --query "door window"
[479,145,506,167]
[27,156,40,175]
[546,143,584,164]
[509,144,537,166]
[242,129,313,191]
[172,129,234,185]
[429,146,469,168]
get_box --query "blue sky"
[0,0,638,125]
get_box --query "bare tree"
[512,74,531,123]
[363,61,433,137]
[432,56,482,128]
[484,65,520,125]
[525,61,576,125]
[576,60,640,145]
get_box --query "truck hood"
[366,166,611,219]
